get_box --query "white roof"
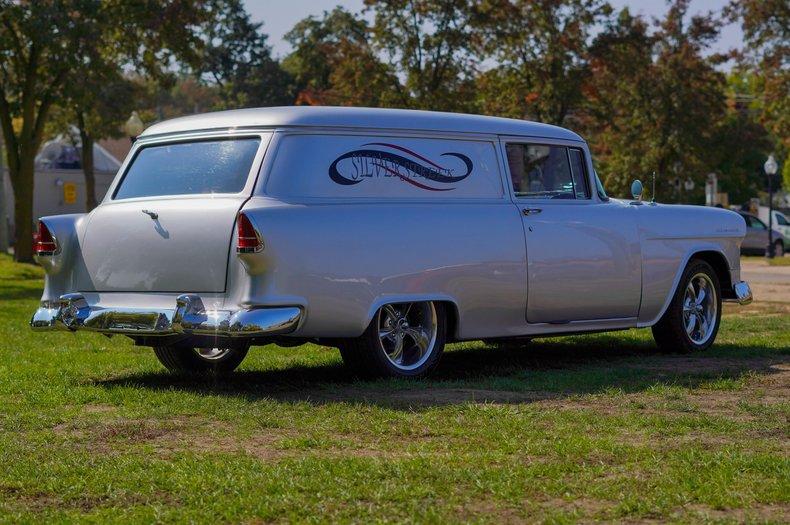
[35,131,122,173]
[140,106,584,142]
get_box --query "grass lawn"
[0,254,788,523]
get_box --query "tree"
[583,2,726,201]
[364,0,477,111]
[0,1,101,261]
[727,0,789,189]
[472,0,611,125]
[284,7,397,107]
[0,0,217,262]
[712,71,773,204]
[197,0,294,108]
[71,78,140,210]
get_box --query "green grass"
[0,253,788,523]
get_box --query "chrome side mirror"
[631,180,643,201]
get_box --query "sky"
[243,0,743,59]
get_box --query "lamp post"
[764,154,778,258]
[124,111,144,143]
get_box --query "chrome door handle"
[522,208,542,216]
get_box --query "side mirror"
[631,180,643,201]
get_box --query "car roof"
[140,106,584,142]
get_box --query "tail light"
[33,220,58,256]
[236,212,263,253]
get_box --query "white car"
[760,209,790,251]
[31,107,753,378]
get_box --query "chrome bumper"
[30,293,302,337]
[724,281,753,305]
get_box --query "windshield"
[113,138,261,200]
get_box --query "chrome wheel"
[682,273,718,345]
[194,347,232,361]
[377,302,438,371]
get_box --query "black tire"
[339,302,446,379]
[774,241,784,257]
[153,345,248,374]
[652,259,722,353]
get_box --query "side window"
[751,217,767,230]
[505,143,587,199]
[776,214,788,226]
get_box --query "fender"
[637,244,734,328]
[363,293,460,338]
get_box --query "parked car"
[31,107,753,378]
[757,209,790,251]
[737,212,786,256]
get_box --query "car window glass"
[776,214,789,226]
[568,149,590,199]
[506,144,577,199]
[751,217,767,230]
[114,138,260,200]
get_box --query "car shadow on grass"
[95,335,789,408]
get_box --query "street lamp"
[124,111,144,143]
[764,154,778,258]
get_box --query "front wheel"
[774,241,785,257]
[652,259,721,353]
[339,301,446,378]
[153,345,249,374]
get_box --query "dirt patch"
[0,483,174,513]
[675,503,790,523]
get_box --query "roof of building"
[140,106,584,142]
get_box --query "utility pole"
[0,131,9,254]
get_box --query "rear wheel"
[652,259,721,353]
[774,241,784,257]
[340,301,446,378]
[153,345,248,374]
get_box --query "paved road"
[741,259,790,284]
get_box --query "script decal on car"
[328,142,473,191]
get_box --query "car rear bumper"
[30,293,302,337]
[723,281,753,305]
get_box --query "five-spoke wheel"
[340,301,446,378]
[653,259,722,353]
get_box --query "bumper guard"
[30,293,302,337]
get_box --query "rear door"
[81,135,268,293]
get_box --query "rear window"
[113,138,260,200]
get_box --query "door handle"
[141,209,159,220]
[522,208,542,216]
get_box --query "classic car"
[31,107,753,378]
[737,212,786,256]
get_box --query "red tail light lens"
[33,220,58,256]
[237,213,262,253]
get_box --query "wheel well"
[691,251,733,297]
[440,301,460,342]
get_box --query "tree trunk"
[77,113,98,211]
[10,153,35,263]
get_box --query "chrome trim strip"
[724,281,753,305]
[30,293,301,337]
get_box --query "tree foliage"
[196,0,294,108]
[364,0,478,111]
[284,7,397,107]
[472,0,611,125]
[582,2,726,201]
